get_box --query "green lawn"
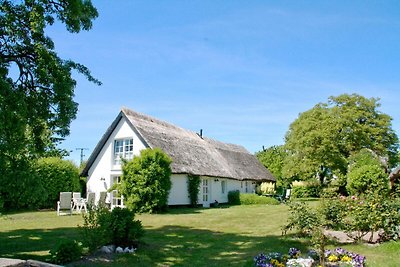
[1,204,399,266]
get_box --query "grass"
[0,204,399,266]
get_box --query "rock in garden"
[115,247,124,253]
[99,245,116,254]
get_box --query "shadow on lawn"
[119,225,311,267]
[0,227,81,262]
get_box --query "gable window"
[114,138,133,165]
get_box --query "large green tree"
[256,145,289,187]
[0,0,100,209]
[283,94,398,185]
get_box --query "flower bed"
[254,247,366,267]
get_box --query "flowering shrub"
[254,247,366,267]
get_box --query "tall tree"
[0,0,100,209]
[256,145,289,187]
[283,93,398,185]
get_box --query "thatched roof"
[82,108,275,182]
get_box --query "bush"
[107,207,144,247]
[50,239,82,264]
[35,157,80,208]
[228,190,240,205]
[346,164,389,196]
[239,194,280,205]
[291,184,321,198]
[1,158,46,210]
[119,148,172,213]
[283,201,321,236]
[81,206,144,252]
[319,198,346,230]
[81,206,111,252]
[346,149,389,196]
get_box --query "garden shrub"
[119,148,172,213]
[346,164,389,196]
[346,148,389,196]
[35,157,80,208]
[228,190,240,205]
[81,206,111,252]
[291,184,321,198]
[259,182,276,195]
[319,198,346,230]
[283,201,321,236]
[50,239,82,264]
[239,194,279,205]
[81,206,144,252]
[107,207,144,247]
[1,158,47,210]
[187,174,201,207]
[339,194,400,241]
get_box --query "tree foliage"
[283,94,399,184]
[346,149,389,196]
[0,0,99,209]
[256,145,288,187]
[36,157,80,208]
[119,148,172,213]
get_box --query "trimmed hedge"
[291,185,321,198]
[239,194,280,205]
[228,190,280,205]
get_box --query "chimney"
[197,129,203,139]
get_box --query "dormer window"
[113,138,133,165]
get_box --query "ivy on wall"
[188,174,201,207]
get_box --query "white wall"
[168,174,190,205]
[86,117,146,203]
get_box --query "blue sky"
[50,1,400,164]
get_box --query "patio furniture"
[57,192,72,216]
[85,192,96,210]
[275,188,291,203]
[98,191,107,207]
[72,192,82,212]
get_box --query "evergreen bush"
[119,148,172,213]
[228,190,240,205]
[50,239,82,264]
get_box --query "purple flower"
[288,247,301,258]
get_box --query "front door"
[202,178,210,207]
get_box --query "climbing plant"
[188,174,201,207]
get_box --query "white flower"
[286,258,314,267]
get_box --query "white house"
[81,108,275,208]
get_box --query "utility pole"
[76,148,89,166]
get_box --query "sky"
[48,1,400,164]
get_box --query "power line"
[76,147,89,165]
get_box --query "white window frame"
[111,176,124,208]
[113,138,133,165]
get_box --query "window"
[111,176,123,208]
[114,138,133,165]
[202,179,209,202]
[221,180,226,194]
[245,181,248,193]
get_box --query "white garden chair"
[57,192,72,216]
[72,192,82,212]
[85,192,96,210]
